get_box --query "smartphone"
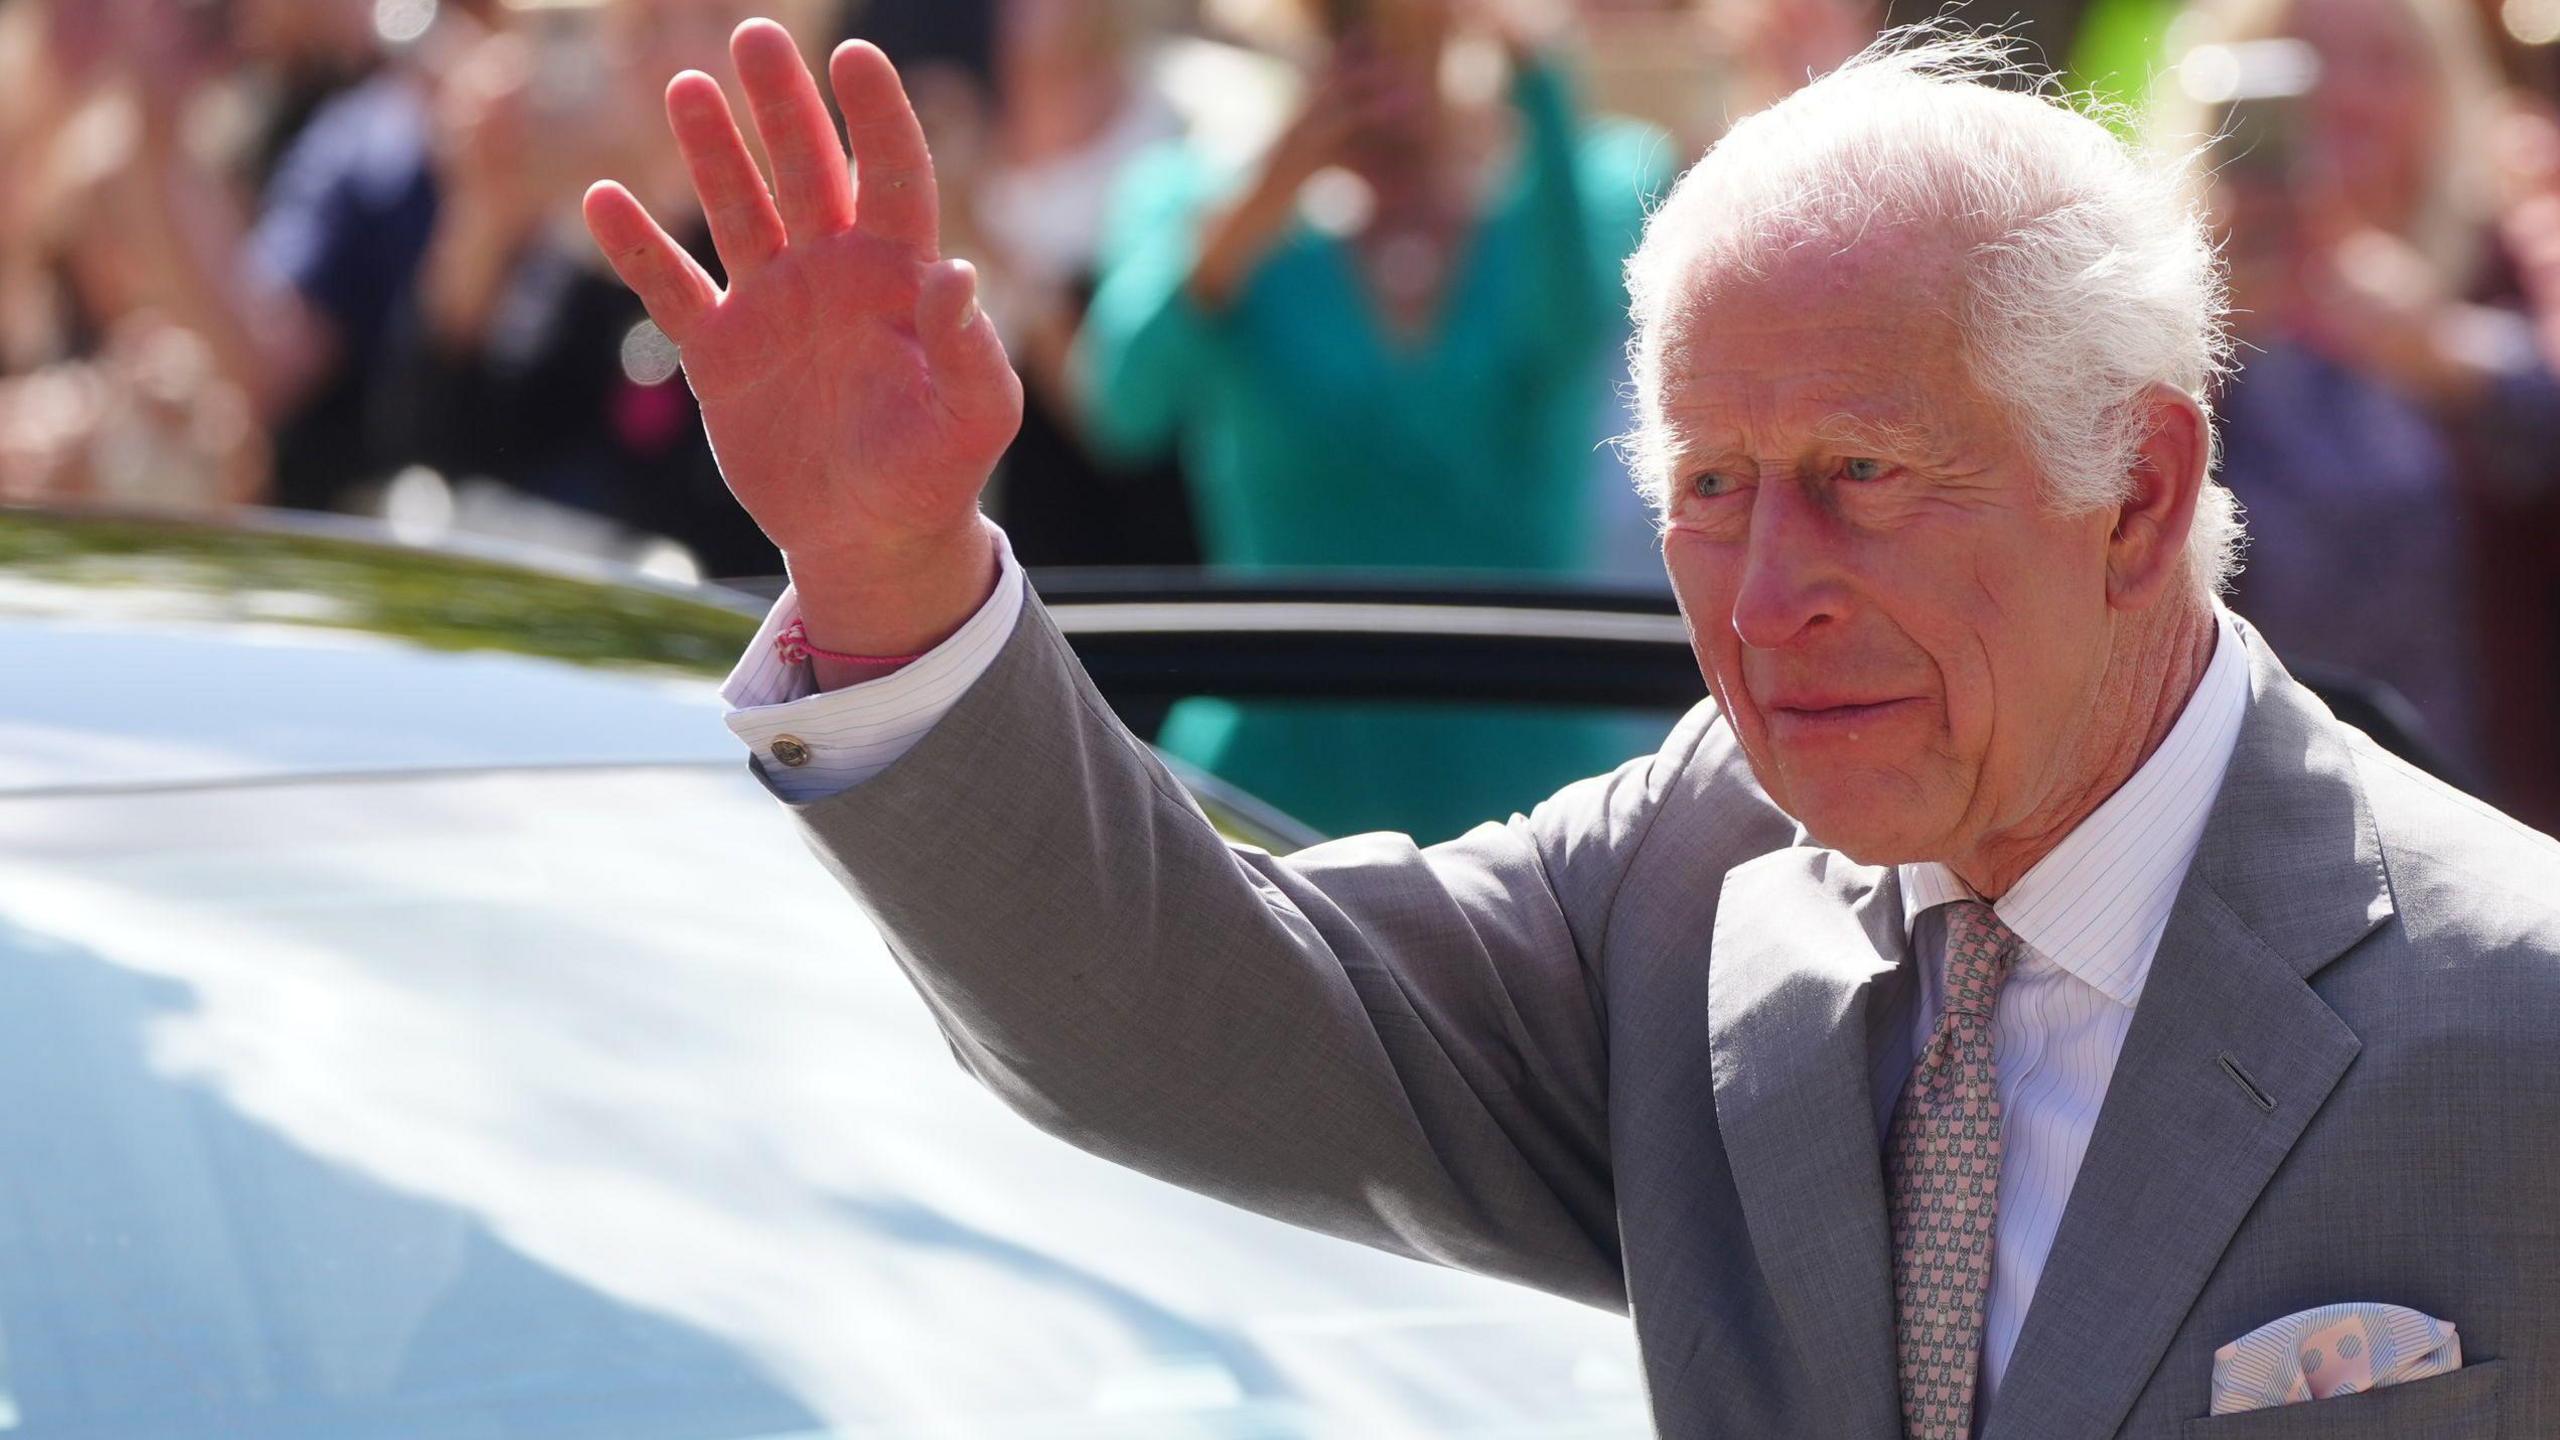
[2217,94,2304,184]
[2183,37,2320,183]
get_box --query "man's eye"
[1691,471,1739,499]
[1843,457,1890,483]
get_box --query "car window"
[0,767,1646,1438]
[1147,699,1684,846]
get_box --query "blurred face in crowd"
[607,0,790,129]
[2201,0,2451,336]
[593,0,818,186]
[228,0,352,61]
[1311,0,1453,165]
[2289,0,2443,230]
[1322,0,1454,67]
[997,0,1119,64]
[609,0,763,84]
[35,0,243,84]
[227,0,286,57]
[1655,234,2141,866]
[2210,164,2303,338]
[36,0,124,82]
[1721,0,1881,109]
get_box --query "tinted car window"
[1149,699,1682,846]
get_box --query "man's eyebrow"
[1809,411,1948,456]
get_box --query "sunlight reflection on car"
[0,507,1649,1437]
[0,767,1646,1437]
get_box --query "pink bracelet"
[775,618,925,668]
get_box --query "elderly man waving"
[585,17,2559,1438]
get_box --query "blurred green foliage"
[0,510,758,677]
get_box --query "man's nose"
[1729,479,1849,651]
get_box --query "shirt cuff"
[720,526,1027,802]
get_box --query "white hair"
[1622,26,2244,594]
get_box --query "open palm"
[582,22,1020,589]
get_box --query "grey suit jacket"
[779,592,2560,1438]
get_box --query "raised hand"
[1188,52,1422,311]
[582,21,1020,660]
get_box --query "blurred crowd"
[6,0,2560,830]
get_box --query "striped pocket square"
[2209,1303,2462,1416]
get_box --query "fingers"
[731,19,856,245]
[916,259,1016,426]
[665,70,786,279]
[582,181,720,343]
[830,39,940,255]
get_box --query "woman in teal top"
[1075,0,1673,842]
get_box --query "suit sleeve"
[777,589,1705,1313]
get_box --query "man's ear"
[2106,384,2210,612]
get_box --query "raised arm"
[796,586,1670,1308]
[584,19,1657,1310]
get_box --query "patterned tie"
[1888,899,2023,1440]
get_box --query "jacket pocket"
[2179,1358,2505,1439]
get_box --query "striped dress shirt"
[1878,607,2252,1415]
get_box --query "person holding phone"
[2157,0,2560,812]
[383,0,836,578]
[1073,0,1676,842]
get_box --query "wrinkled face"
[1655,234,2122,864]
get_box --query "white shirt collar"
[1898,608,2253,1009]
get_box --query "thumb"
[916,258,1019,428]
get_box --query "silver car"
[0,507,1653,1440]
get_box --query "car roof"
[0,507,1327,848]
[0,507,766,795]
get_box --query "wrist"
[784,515,1002,666]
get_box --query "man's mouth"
[1765,697,1924,742]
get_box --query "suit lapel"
[1708,846,1905,1436]
[1981,628,2391,1440]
